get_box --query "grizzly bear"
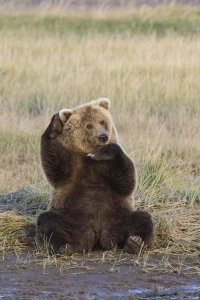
[37,98,153,255]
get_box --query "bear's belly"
[48,181,132,244]
[49,182,131,222]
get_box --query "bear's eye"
[86,124,93,129]
[100,120,105,126]
[100,120,108,129]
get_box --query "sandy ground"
[0,252,200,299]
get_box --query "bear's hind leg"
[125,211,154,254]
[99,230,119,250]
[37,211,96,254]
[37,211,71,254]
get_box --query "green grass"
[1,7,200,37]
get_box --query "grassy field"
[0,6,200,275]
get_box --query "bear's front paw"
[48,113,63,139]
[124,235,144,254]
[87,144,122,161]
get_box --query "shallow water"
[1,285,200,299]
[0,253,199,299]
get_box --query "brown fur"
[37,98,154,254]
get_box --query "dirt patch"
[0,252,199,299]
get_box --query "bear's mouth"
[95,140,109,147]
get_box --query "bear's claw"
[87,145,116,161]
[124,235,144,254]
[87,153,95,158]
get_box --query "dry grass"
[0,212,35,249]
[0,8,200,273]
[1,33,200,191]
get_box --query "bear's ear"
[91,98,110,110]
[59,109,73,123]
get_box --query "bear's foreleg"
[87,143,136,197]
[41,114,72,188]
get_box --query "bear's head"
[58,98,119,154]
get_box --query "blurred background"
[0,0,200,211]
[0,0,200,9]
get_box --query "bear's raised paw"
[47,114,64,139]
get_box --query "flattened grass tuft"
[0,186,49,214]
[154,215,172,248]
[0,211,36,249]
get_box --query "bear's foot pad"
[124,235,144,254]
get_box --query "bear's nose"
[98,133,108,143]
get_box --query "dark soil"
[0,252,199,299]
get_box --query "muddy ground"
[0,251,199,299]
